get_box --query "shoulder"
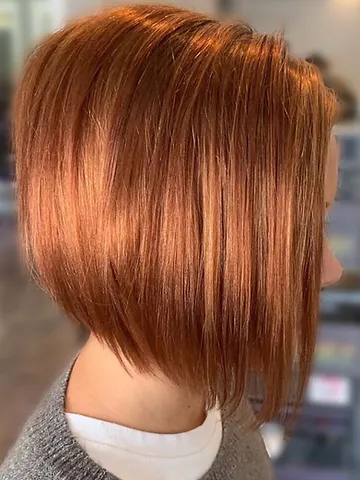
[1,368,69,480]
[0,406,57,480]
[208,399,274,480]
[0,368,115,480]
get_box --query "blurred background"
[1,0,360,478]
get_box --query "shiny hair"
[13,4,336,422]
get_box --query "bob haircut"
[14,4,336,422]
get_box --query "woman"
[1,5,342,480]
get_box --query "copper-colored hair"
[13,4,336,422]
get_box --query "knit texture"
[0,367,274,480]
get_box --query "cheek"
[321,241,343,287]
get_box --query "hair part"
[14,4,336,423]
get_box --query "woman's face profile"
[321,134,343,287]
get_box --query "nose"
[321,241,343,288]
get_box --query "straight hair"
[13,4,336,423]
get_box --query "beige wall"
[104,0,218,14]
[237,0,360,97]
[60,0,218,24]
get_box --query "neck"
[66,335,206,434]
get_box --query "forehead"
[325,134,339,206]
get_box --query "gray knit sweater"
[0,368,273,479]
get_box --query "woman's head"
[14,4,337,422]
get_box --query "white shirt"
[66,408,222,480]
